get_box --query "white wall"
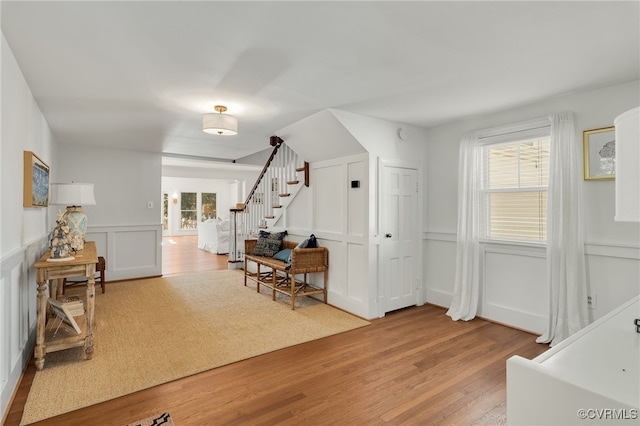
[279,110,428,319]
[56,143,163,281]
[424,80,640,333]
[0,34,56,422]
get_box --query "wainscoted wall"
[0,224,161,417]
[0,237,48,418]
[423,232,640,334]
[278,153,373,319]
[86,224,163,281]
[424,81,640,334]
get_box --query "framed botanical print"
[23,151,50,207]
[583,126,615,180]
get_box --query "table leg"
[34,271,48,371]
[84,264,96,360]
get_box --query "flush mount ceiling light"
[202,105,238,135]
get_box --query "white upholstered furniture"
[197,219,230,254]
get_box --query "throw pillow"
[273,248,292,263]
[296,234,318,249]
[252,230,287,257]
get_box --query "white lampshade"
[614,106,640,222]
[50,183,96,206]
[202,105,238,135]
[203,113,238,135]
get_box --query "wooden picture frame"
[583,126,615,180]
[23,151,50,207]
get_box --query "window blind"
[481,138,550,242]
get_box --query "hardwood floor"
[4,238,549,426]
[161,235,229,276]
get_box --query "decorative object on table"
[583,126,615,180]
[50,182,97,251]
[48,211,74,261]
[23,151,50,208]
[47,297,81,334]
[202,105,238,135]
[613,106,640,222]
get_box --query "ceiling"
[2,1,639,163]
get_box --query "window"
[481,137,550,242]
[201,192,217,221]
[163,193,169,231]
[180,192,197,230]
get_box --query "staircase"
[228,136,309,267]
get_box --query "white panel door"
[381,166,419,313]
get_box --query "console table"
[33,241,97,370]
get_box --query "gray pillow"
[252,230,287,257]
[273,248,292,263]
[296,234,318,249]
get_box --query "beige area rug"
[21,270,369,425]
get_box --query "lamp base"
[64,206,87,251]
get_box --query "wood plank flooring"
[161,235,229,276]
[3,237,549,426]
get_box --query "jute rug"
[21,270,369,425]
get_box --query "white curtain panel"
[447,132,481,321]
[536,112,589,346]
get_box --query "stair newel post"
[228,210,236,264]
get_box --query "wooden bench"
[244,240,328,309]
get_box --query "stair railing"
[228,137,309,267]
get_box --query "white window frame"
[478,118,551,246]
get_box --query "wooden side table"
[33,241,97,370]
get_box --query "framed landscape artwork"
[23,151,50,207]
[583,126,615,180]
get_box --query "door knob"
[385,233,392,238]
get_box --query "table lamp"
[50,182,96,251]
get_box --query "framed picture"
[23,151,50,207]
[583,127,615,180]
